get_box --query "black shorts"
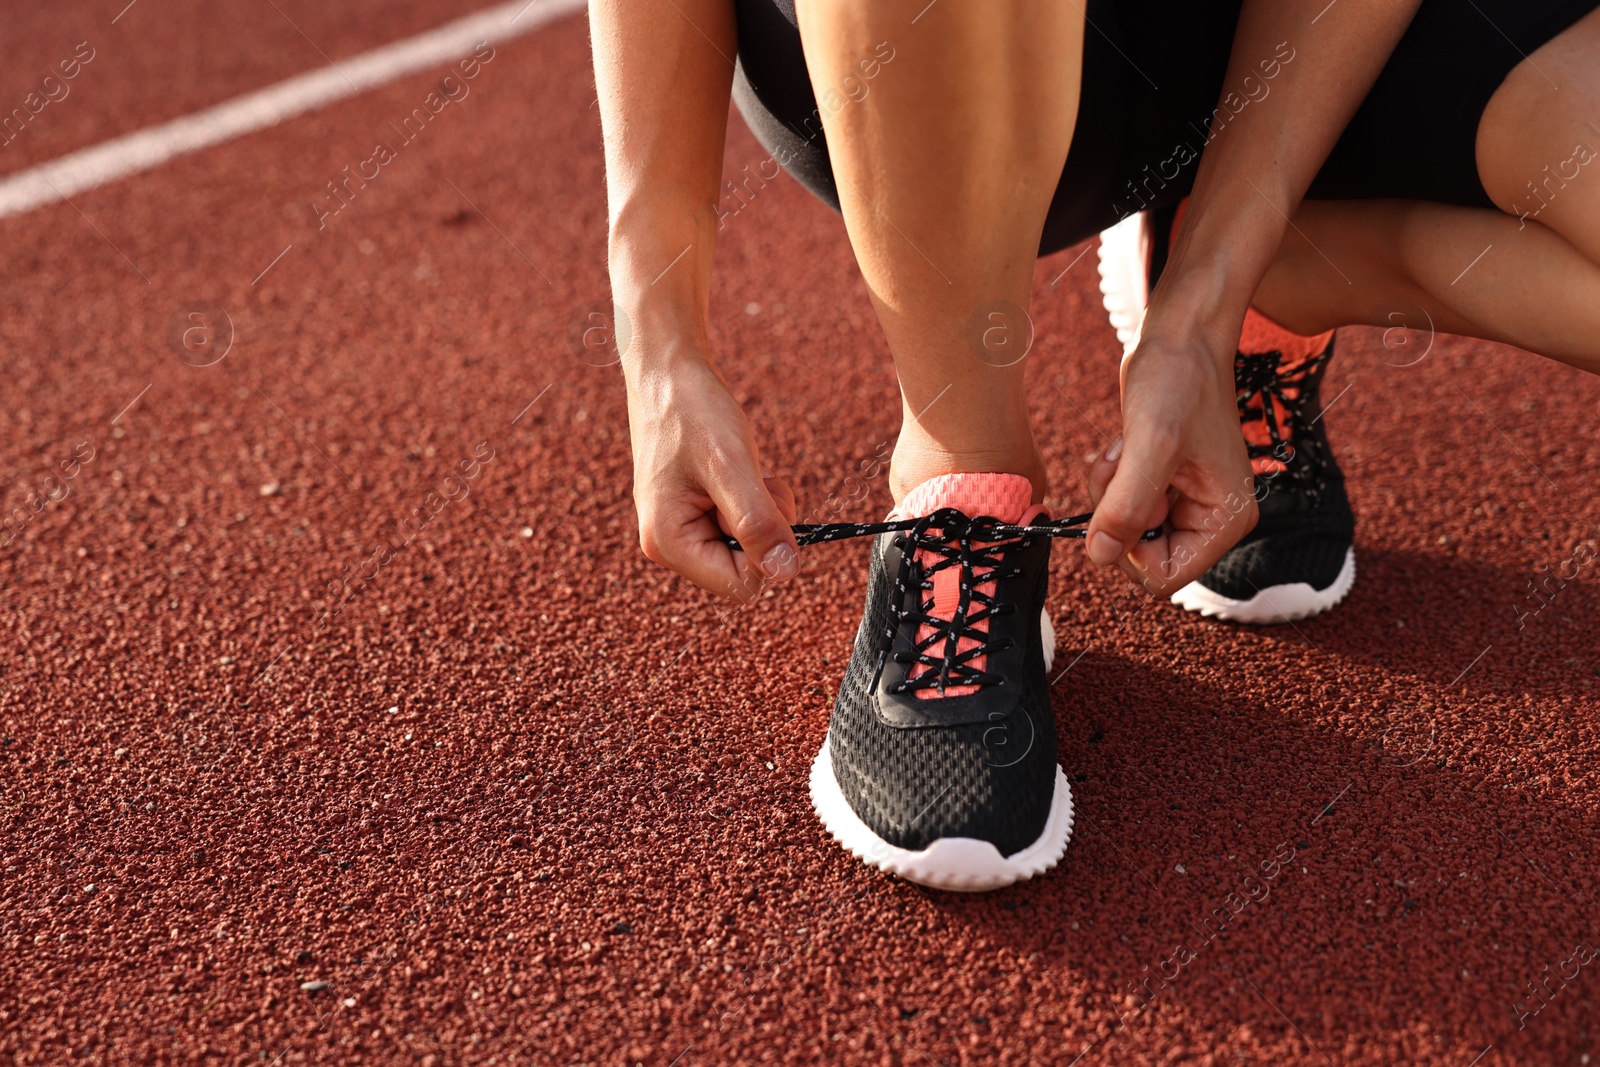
[732,0,1597,256]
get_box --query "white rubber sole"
[809,738,1075,892]
[809,610,1074,892]
[1095,211,1152,360]
[1170,547,1357,625]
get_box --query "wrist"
[607,198,720,375]
[1139,282,1247,373]
[621,334,719,401]
[610,271,714,387]
[1143,186,1287,362]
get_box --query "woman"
[590,0,1600,889]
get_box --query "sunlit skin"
[590,0,1600,602]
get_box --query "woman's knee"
[1475,7,1600,258]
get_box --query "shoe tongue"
[890,473,1033,524]
[888,474,1037,699]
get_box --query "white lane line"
[0,0,585,220]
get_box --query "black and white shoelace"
[725,508,1159,694]
[722,507,1155,552]
[1236,346,1333,490]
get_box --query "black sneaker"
[804,473,1075,891]
[1097,209,1356,624]
[1169,337,1356,623]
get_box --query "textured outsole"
[810,609,1072,892]
[1170,547,1357,625]
[1095,211,1151,359]
[809,737,1075,892]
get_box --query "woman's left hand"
[1084,334,1258,596]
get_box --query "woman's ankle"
[889,439,1048,505]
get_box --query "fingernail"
[1104,436,1124,462]
[761,468,775,479]
[1087,532,1122,566]
[761,543,799,581]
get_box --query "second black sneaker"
[1097,209,1356,625]
[1168,337,1357,623]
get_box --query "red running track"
[3,3,1599,1064]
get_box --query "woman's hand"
[1084,335,1257,596]
[626,354,801,601]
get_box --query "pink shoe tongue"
[890,473,1034,525]
[889,473,1038,699]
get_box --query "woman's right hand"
[625,354,801,601]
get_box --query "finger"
[636,496,731,596]
[639,443,801,602]
[1086,434,1122,507]
[762,471,799,525]
[703,450,801,594]
[1120,487,1257,596]
[1085,427,1179,567]
[642,499,790,604]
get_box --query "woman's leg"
[791,0,1085,502]
[1251,7,1600,370]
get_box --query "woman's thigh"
[729,0,1242,256]
[731,0,1599,260]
